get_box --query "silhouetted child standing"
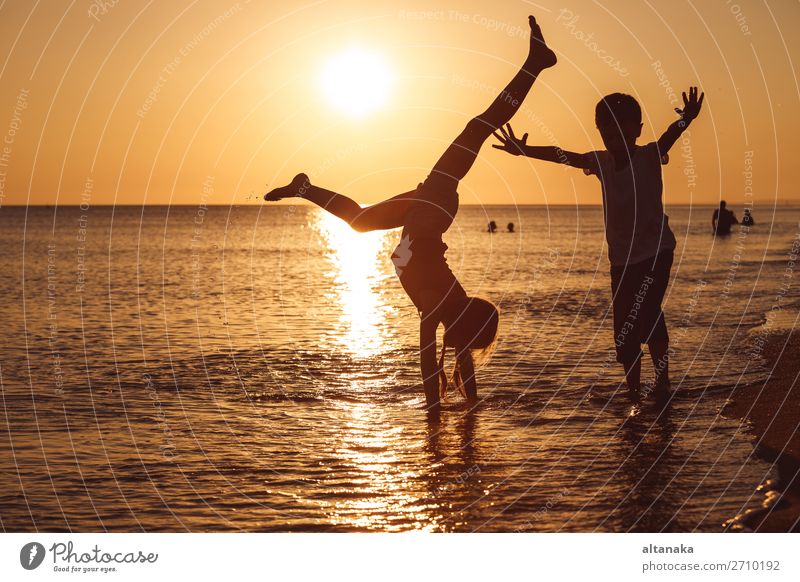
[494,87,704,402]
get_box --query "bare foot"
[528,15,557,70]
[264,173,310,201]
[627,384,642,404]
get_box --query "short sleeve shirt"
[585,143,676,266]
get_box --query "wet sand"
[723,331,800,532]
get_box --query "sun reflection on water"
[314,210,396,357]
[326,399,439,532]
[312,211,444,530]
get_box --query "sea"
[1,203,798,532]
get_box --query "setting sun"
[320,47,393,118]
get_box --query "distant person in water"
[712,200,738,235]
[487,220,498,233]
[264,16,556,416]
[494,87,705,404]
[507,222,515,233]
[741,208,755,227]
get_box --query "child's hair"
[595,93,642,128]
[439,297,499,399]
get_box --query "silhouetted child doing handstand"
[265,16,557,416]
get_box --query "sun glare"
[315,211,395,357]
[320,47,393,118]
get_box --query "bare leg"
[622,356,642,402]
[428,15,556,188]
[648,340,671,398]
[265,173,418,232]
[266,17,556,228]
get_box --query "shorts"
[610,249,674,364]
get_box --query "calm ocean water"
[1,204,798,532]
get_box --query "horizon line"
[4,202,799,208]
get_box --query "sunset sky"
[0,0,797,206]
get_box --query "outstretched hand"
[674,86,704,123]
[492,124,528,156]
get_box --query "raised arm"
[492,123,593,169]
[657,86,704,155]
[456,348,477,402]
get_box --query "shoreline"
[722,330,800,532]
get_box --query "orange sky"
[0,0,797,206]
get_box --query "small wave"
[246,391,324,403]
